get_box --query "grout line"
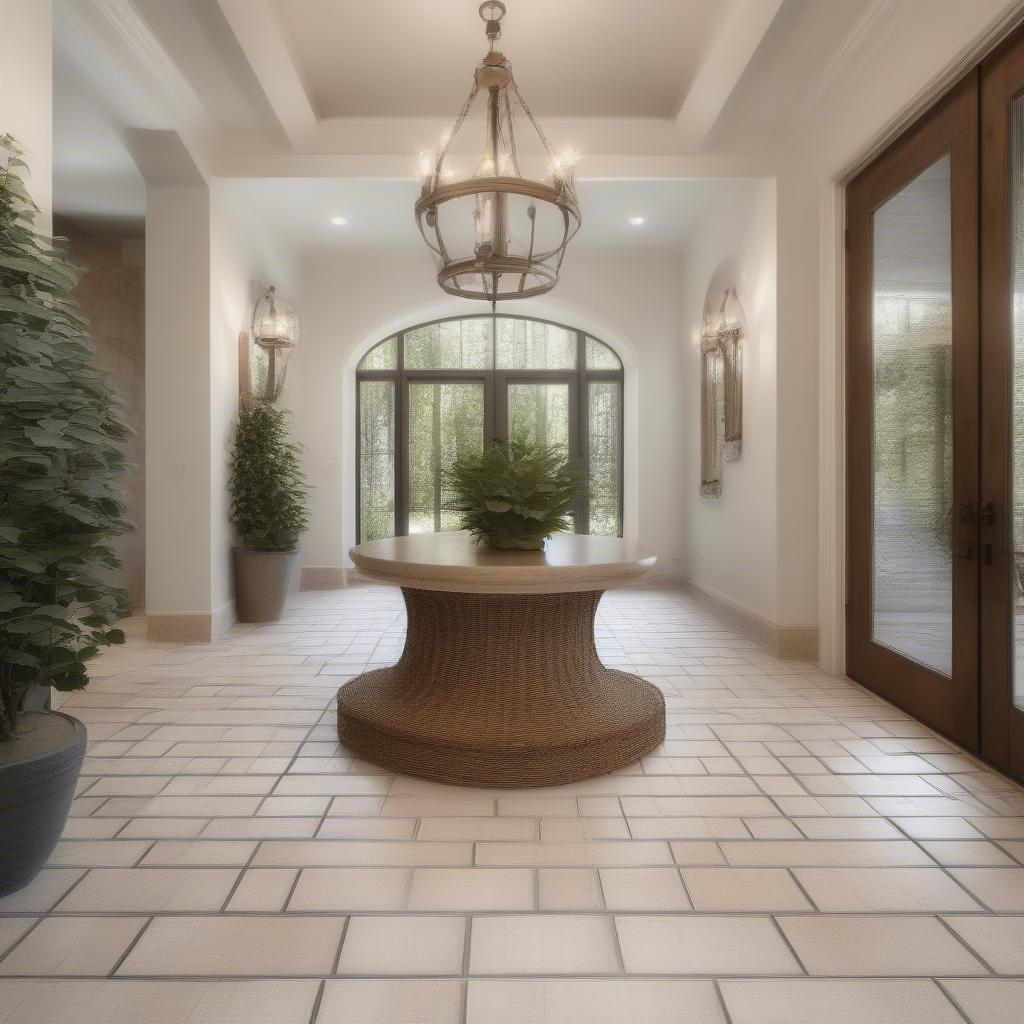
[768,914,809,975]
[934,914,999,975]
[329,915,350,976]
[934,978,978,1024]
[107,915,154,976]
[0,916,46,967]
[712,978,737,1024]
[307,978,326,1024]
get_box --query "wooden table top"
[349,531,657,594]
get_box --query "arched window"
[357,315,624,542]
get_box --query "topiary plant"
[229,399,310,551]
[444,437,589,549]
[0,134,132,741]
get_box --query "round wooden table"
[336,531,665,787]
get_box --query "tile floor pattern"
[1,582,1023,1023]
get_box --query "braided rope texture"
[336,588,666,787]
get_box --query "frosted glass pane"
[870,153,953,676]
[408,381,485,534]
[507,382,570,456]
[496,318,576,369]
[359,381,395,541]
[1012,95,1024,709]
[404,319,491,369]
[586,336,622,370]
[358,336,397,371]
[588,380,622,536]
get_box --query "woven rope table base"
[336,588,665,788]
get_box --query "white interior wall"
[678,178,779,626]
[0,0,52,231]
[287,244,688,579]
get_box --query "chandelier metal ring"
[414,2,581,307]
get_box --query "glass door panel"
[870,154,954,676]
[1010,92,1024,713]
[507,382,570,454]
[358,380,396,542]
[407,381,485,534]
[846,72,978,750]
[587,380,622,536]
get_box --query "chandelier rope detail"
[414,1,582,308]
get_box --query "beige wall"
[66,233,146,607]
[0,0,51,232]
[678,178,779,627]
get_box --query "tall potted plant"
[229,399,309,621]
[0,136,131,896]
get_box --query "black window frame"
[356,313,624,542]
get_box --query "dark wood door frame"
[980,35,1024,780]
[846,71,980,751]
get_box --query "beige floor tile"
[0,870,84,913]
[139,840,256,866]
[793,817,903,839]
[778,915,986,976]
[337,916,465,976]
[317,818,418,839]
[416,817,536,841]
[720,840,931,867]
[466,979,727,1023]
[117,915,344,976]
[226,868,298,911]
[949,868,1024,910]
[408,868,534,911]
[201,817,320,839]
[620,796,779,817]
[893,817,984,839]
[792,868,981,911]
[616,915,800,975]
[118,818,209,839]
[943,915,1024,973]
[60,818,129,840]
[475,841,671,866]
[920,841,1016,866]
[682,868,813,911]
[538,868,604,910]
[719,979,964,1024]
[99,796,263,817]
[539,817,631,840]
[940,979,1024,1024]
[252,840,471,867]
[0,979,319,1024]
[669,841,726,864]
[315,979,463,1024]
[46,841,151,867]
[382,796,495,817]
[496,797,578,816]
[469,915,619,975]
[0,918,148,976]
[599,867,692,910]
[287,868,412,912]
[56,868,239,912]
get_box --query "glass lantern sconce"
[247,285,299,404]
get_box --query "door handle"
[953,542,974,560]
[980,500,996,526]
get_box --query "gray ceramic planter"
[0,710,86,897]
[233,547,298,622]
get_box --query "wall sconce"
[245,285,299,403]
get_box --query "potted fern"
[445,437,589,549]
[0,136,131,896]
[229,400,309,621]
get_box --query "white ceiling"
[219,177,739,256]
[274,0,723,119]
[51,0,877,236]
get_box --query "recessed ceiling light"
[330,216,348,226]
[628,216,645,226]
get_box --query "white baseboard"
[682,579,819,663]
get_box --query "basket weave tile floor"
[0,580,1021,1023]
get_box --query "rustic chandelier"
[414,1,582,307]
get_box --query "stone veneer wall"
[66,234,146,608]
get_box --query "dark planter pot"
[233,548,298,623]
[0,710,86,898]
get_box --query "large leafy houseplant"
[445,437,589,549]
[0,134,131,741]
[229,399,310,551]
